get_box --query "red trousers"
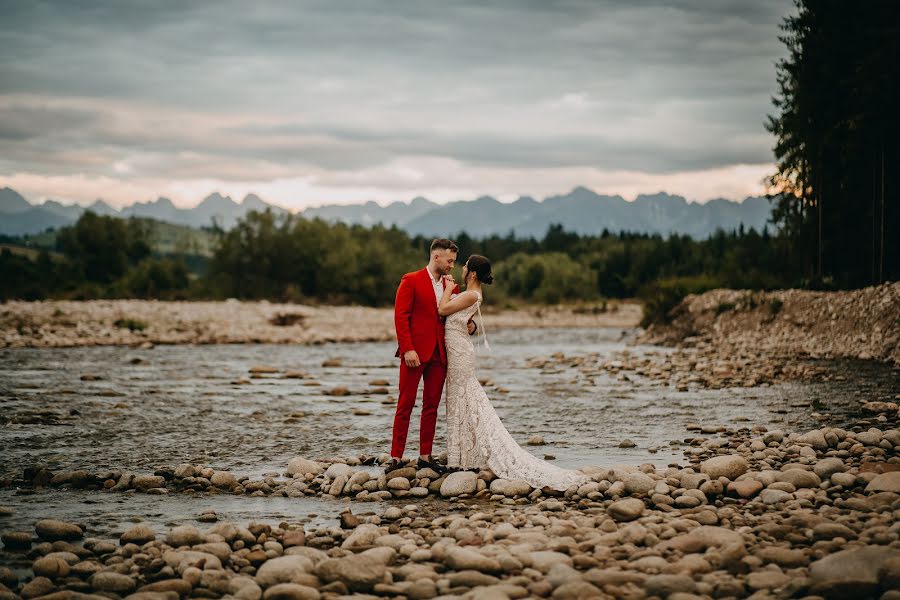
[391,345,446,458]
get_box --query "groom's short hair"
[430,238,459,253]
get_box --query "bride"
[438,255,590,491]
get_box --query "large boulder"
[809,546,900,598]
[699,456,748,480]
[341,524,383,550]
[286,458,323,477]
[255,556,315,589]
[443,546,501,573]
[315,547,395,592]
[439,471,478,497]
[623,473,655,495]
[120,525,156,545]
[608,498,644,522]
[489,479,533,497]
[324,464,352,480]
[776,469,821,489]
[796,430,828,450]
[865,471,900,493]
[90,572,137,594]
[35,519,83,541]
[165,525,203,548]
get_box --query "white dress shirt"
[428,268,442,306]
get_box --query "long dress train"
[444,291,589,491]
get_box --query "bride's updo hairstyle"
[466,255,494,285]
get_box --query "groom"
[387,238,475,474]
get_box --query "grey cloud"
[0,0,792,178]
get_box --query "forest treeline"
[1,209,797,327]
[766,0,898,287]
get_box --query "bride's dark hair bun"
[467,254,493,285]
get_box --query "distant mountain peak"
[199,192,236,208]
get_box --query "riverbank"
[593,282,900,390]
[0,300,641,348]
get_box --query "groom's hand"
[403,350,421,368]
[467,319,477,335]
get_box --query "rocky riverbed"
[0,300,640,348]
[1,410,898,600]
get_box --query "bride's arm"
[438,287,477,316]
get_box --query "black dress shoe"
[384,458,408,475]
[417,456,448,474]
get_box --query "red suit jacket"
[394,268,459,364]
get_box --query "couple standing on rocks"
[386,238,589,491]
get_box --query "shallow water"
[1,327,897,554]
[2,327,897,476]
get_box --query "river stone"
[699,455,748,480]
[32,556,70,578]
[680,472,710,489]
[760,488,792,504]
[35,519,83,541]
[121,525,156,545]
[756,547,809,568]
[747,570,790,590]
[809,545,900,598]
[20,577,55,599]
[192,542,232,562]
[447,571,499,587]
[166,525,203,548]
[856,430,882,446]
[623,473,655,495]
[324,463,352,480]
[255,556,315,588]
[124,592,180,600]
[132,475,166,491]
[341,524,382,550]
[262,583,320,600]
[162,550,223,574]
[287,458,323,477]
[137,579,194,596]
[315,547,395,592]
[528,551,573,574]
[387,477,410,491]
[443,546,501,573]
[210,471,238,489]
[811,522,857,541]
[776,469,821,488]
[727,479,763,498]
[796,430,827,450]
[90,572,136,594]
[644,574,696,596]
[865,471,900,493]
[1,531,32,548]
[813,458,847,479]
[489,479,532,497]
[608,498,644,521]
[440,471,478,497]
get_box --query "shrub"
[113,318,147,332]
[638,275,722,328]
[715,302,736,315]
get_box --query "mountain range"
[0,185,772,239]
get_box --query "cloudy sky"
[0,0,791,209]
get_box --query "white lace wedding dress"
[444,291,590,491]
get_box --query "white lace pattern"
[444,291,590,491]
